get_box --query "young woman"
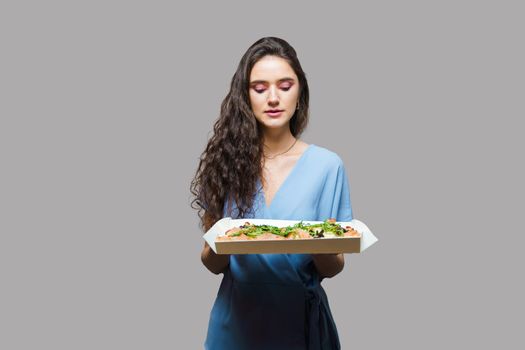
[191,37,353,350]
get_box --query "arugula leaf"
[231,220,348,239]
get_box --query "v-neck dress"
[205,144,353,350]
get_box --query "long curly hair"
[190,37,310,231]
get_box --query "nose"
[267,86,279,106]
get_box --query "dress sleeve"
[330,160,353,222]
[315,154,354,222]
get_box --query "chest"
[261,155,301,206]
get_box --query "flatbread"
[216,218,360,241]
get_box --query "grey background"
[1,0,523,349]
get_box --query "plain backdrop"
[1,1,524,349]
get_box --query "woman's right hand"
[201,242,230,275]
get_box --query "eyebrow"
[249,77,296,85]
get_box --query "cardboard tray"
[203,218,378,254]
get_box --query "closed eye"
[254,87,291,94]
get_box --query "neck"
[262,127,296,155]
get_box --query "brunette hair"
[190,37,310,231]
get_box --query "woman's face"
[248,55,300,132]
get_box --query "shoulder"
[306,144,344,170]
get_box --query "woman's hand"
[201,242,230,275]
[312,253,345,279]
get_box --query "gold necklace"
[263,138,298,159]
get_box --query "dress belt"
[305,287,341,350]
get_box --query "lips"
[265,109,284,118]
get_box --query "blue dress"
[205,144,353,350]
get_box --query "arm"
[312,253,345,279]
[312,157,351,279]
[201,242,230,275]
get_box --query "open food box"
[203,217,378,254]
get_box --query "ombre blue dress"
[205,144,353,350]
